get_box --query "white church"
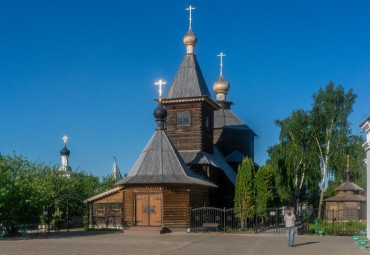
[360,116,370,240]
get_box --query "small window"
[93,204,105,216]
[106,203,122,216]
[177,112,190,126]
[205,115,210,128]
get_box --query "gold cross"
[62,135,68,144]
[217,52,226,75]
[155,79,166,101]
[186,5,196,29]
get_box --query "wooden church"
[85,6,256,231]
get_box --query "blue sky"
[1,0,369,177]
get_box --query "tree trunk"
[318,153,329,218]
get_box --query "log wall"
[162,185,190,228]
[165,101,214,154]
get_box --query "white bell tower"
[59,135,72,174]
[360,117,370,240]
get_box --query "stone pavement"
[0,231,368,255]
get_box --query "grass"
[306,219,366,236]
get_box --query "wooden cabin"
[85,187,124,228]
[325,161,366,220]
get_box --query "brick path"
[0,231,368,255]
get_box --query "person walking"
[284,208,296,247]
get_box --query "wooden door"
[135,194,162,226]
[136,194,149,226]
[149,194,162,226]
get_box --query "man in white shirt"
[284,208,296,247]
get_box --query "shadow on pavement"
[1,231,122,241]
[294,241,320,247]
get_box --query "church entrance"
[135,194,162,226]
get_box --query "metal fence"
[1,216,84,237]
[190,207,239,231]
[299,208,366,236]
[190,207,366,235]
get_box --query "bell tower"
[162,5,219,154]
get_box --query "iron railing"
[190,207,366,235]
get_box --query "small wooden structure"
[85,187,124,228]
[85,103,216,231]
[325,157,366,220]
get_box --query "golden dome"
[183,29,197,46]
[213,75,230,94]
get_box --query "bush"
[307,219,365,236]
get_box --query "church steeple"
[59,135,72,173]
[164,5,212,99]
[111,156,122,180]
[213,52,232,109]
[162,6,218,154]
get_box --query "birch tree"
[268,110,319,206]
[310,82,356,217]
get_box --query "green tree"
[97,174,118,193]
[309,82,357,217]
[267,110,320,206]
[0,154,49,232]
[0,153,101,232]
[234,157,255,229]
[255,165,274,217]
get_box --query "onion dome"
[183,29,197,54]
[213,75,230,101]
[153,103,167,120]
[183,29,197,46]
[60,145,70,156]
[213,75,230,94]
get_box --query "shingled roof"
[84,186,123,203]
[165,54,211,99]
[115,129,216,187]
[325,194,366,202]
[335,181,364,192]
[214,108,256,135]
[179,146,236,185]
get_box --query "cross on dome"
[346,154,350,168]
[217,52,226,75]
[155,79,166,101]
[186,5,196,29]
[62,135,68,144]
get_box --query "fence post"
[223,207,226,232]
[254,201,258,233]
[332,209,334,235]
[188,207,192,233]
[275,208,278,232]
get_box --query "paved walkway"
[0,231,368,255]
